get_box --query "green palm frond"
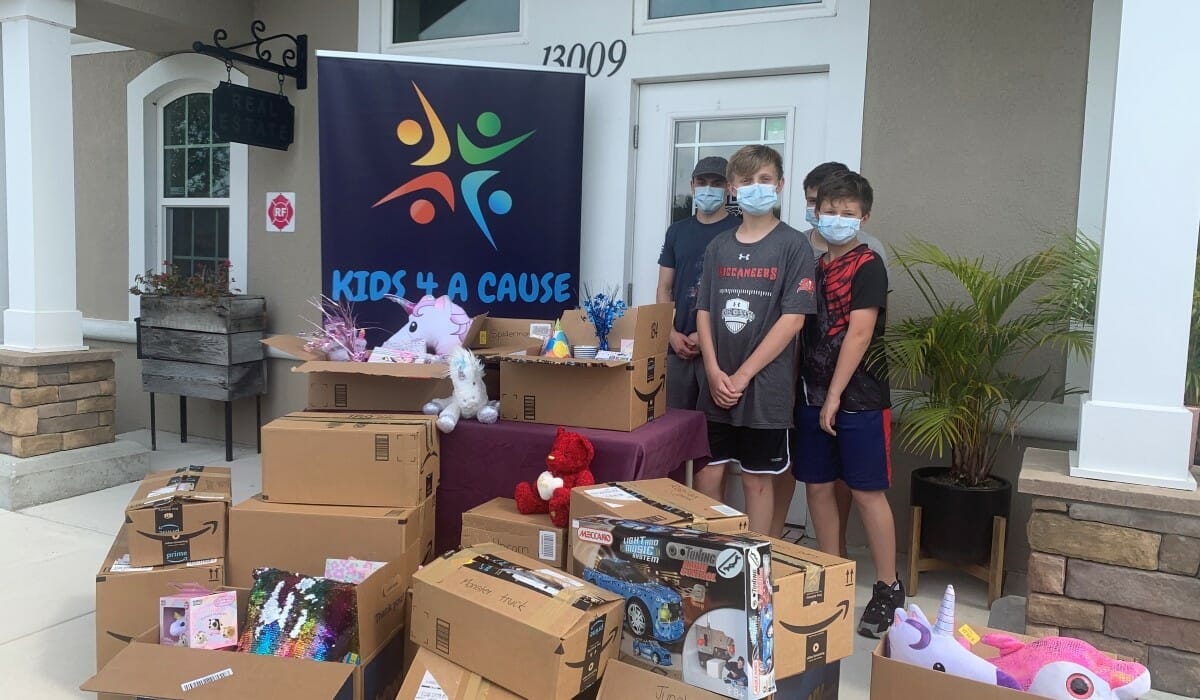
[887,236,1097,486]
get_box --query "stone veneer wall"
[1021,449,1200,697]
[0,350,118,458]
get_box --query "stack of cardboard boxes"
[419,479,855,699]
[87,411,441,698]
[93,466,231,677]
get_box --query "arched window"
[127,54,248,322]
[160,91,230,277]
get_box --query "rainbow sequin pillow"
[237,568,359,661]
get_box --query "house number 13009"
[541,40,627,77]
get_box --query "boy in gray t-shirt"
[695,145,817,537]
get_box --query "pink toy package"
[159,584,238,650]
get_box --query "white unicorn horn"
[935,585,956,636]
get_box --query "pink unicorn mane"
[982,634,1148,692]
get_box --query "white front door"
[629,73,828,306]
[631,73,828,529]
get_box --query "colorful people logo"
[373,81,533,250]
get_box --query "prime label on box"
[571,516,775,699]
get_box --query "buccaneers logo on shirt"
[722,298,755,334]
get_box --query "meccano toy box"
[571,516,775,700]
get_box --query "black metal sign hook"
[193,20,308,90]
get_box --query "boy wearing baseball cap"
[657,156,741,500]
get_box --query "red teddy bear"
[514,427,596,528]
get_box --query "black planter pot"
[910,466,1012,566]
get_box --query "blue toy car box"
[571,516,775,700]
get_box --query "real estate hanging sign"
[316,52,585,341]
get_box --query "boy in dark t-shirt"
[695,145,816,537]
[793,170,903,639]
[658,157,742,502]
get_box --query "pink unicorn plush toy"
[982,633,1151,699]
[382,295,471,356]
[885,585,1022,690]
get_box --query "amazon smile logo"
[562,628,620,669]
[778,600,850,636]
[105,630,135,644]
[374,81,534,250]
[135,520,219,543]
[634,382,665,404]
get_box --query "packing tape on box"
[602,482,707,529]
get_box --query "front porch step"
[0,438,151,510]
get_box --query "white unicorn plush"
[885,585,1023,690]
[423,346,499,433]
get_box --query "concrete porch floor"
[0,430,1190,699]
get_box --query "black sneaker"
[858,579,905,639]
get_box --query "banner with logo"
[317,53,584,343]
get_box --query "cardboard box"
[398,647,522,700]
[870,628,1033,700]
[296,360,453,413]
[94,532,225,670]
[228,494,435,588]
[755,533,856,679]
[84,602,410,700]
[261,412,439,508]
[461,497,566,569]
[499,303,674,432]
[123,467,232,566]
[570,517,776,699]
[596,659,727,699]
[468,316,554,358]
[568,479,749,562]
[411,543,625,700]
[239,555,412,659]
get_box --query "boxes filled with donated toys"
[570,516,775,700]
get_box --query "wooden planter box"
[136,295,267,401]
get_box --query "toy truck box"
[571,516,775,700]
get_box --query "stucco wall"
[861,0,1092,333]
[854,0,1093,571]
[73,49,160,322]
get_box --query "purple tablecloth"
[435,409,710,554]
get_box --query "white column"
[1074,0,1200,490]
[0,0,83,352]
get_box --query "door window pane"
[393,0,520,43]
[669,115,787,222]
[649,0,817,19]
[675,121,698,143]
[699,118,761,143]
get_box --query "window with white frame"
[634,0,832,33]
[671,115,788,222]
[649,0,819,18]
[128,53,249,323]
[160,91,230,278]
[390,0,520,44]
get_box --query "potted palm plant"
[885,237,1096,566]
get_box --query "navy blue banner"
[317,55,584,343]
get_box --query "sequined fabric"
[237,567,359,661]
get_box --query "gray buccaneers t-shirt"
[695,222,817,428]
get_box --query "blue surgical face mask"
[693,186,725,214]
[735,184,779,216]
[805,206,819,228]
[816,214,861,245]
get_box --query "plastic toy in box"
[159,585,237,650]
[571,516,775,700]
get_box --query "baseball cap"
[692,156,728,180]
